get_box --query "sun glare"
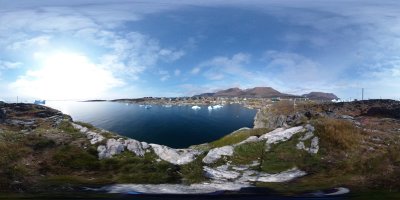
[11,51,123,100]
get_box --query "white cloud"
[158,70,171,81]
[7,35,51,50]
[159,49,185,62]
[76,30,185,80]
[191,67,201,74]
[9,52,124,100]
[0,2,187,84]
[262,51,323,81]
[194,53,252,80]
[174,69,181,76]
[0,60,22,69]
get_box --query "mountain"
[302,92,339,101]
[243,87,283,98]
[214,87,244,97]
[194,87,299,98]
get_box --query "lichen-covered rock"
[202,146,234,164]
[203,164,306,185]
[254,108,286,129]
[296,141,306,150]
[150,144,202,165]
[125,139,145,156]
[305,124,315,132]
[244,168,307,182]
[72,123,104,144]
[259,126,305,145]
[235,136,259,146]
[86,131,105,144]
[141,142,150,149]
[309,137,319,154]
[299,131,314,141]
[204,166,240,180]
[296,137,319,154]
[97,145,108,159]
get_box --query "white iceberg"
[191,105,201,110]
[212,105,223,109]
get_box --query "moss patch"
[52,145,100,171]
[231,141,264,165]
[180,154,207,184]
[100,151,181,184]
[261,134,320,173]
[210,128,269,148]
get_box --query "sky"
[1,0,400,101]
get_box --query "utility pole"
[17,96,18,103]
[362,88,364,101]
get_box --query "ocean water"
[46,101,257,148]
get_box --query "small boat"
[208,106,213,110]
[34,100,46,105]
[163,105,172,108]
[144,105,152,109]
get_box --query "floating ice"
[212,105,223,109]
[191,105,201,110]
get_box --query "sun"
[11,51,123,100]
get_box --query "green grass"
[52,145,100,171]
[0,133,32,191]
[59,121,79,134]
[23,134,56,150]
[74,121,95,129]
[313,117,361,150]
[102,151,181,184]
[261,134,321,173]
[180,154,207,184]
[231,141,264,165]
[209,128,269,148]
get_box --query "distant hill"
[213,87,244,97]
[194,87,300,98]
[302,92,339,101]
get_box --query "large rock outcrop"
[253,109,307,129]
[150,144,203,165]
[97,138,149,159]
[202,146,234,164]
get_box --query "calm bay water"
[46,101,257,148]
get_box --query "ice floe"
[191,105,201,110]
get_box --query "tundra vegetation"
[0,100,399,197]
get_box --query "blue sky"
[1,0,400,101]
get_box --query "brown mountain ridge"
[194,87,338,100]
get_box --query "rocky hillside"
[0,100,399,196]
[194,87,334,99]
[194,87,290,98]
[302,92,339,101]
